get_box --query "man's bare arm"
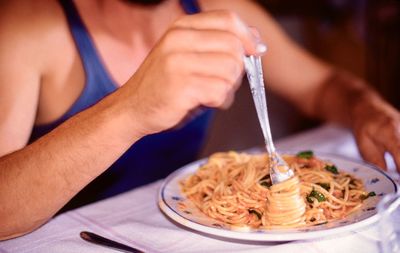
[202,0,400,171]
[0,94,143,240]
[0,8,262,239]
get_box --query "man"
[0,0,399,240]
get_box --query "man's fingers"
[248,26,261,38]
[357,135,387,170]
[220,88,236,110]
[173,10,266,55]
[162,29,245,62]
[167,52,243,85]
[381,122,400,172]
[390,149,400,174]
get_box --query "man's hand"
[312,69,400,173]
[352,94,400,172]
[121,10,265,136]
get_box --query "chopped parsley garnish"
[307,189,326,203]
[360,191,376,200]
[316,183,330,191]
[324,164,339,174]
[249,209,262,219]
[296,150,314,159]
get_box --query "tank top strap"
[58,0,116,92]
[179,0,201,14]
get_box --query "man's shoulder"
[0,0,72,73]
[0,0,66,43]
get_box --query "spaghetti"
[180,151,373,228]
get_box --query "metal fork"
[243,55,294,184]
[80,231,144,253]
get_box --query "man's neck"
[75,0,182,46]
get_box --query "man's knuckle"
[232,38,245,54]
[163,28,185,47]
[209,82,228,107]
[218,10,239,27]
[389,118,400,130]
[171,16,186,28]
[222,10,239,22]
[163,52,181,73]
[220,56,240,81]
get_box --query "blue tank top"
[29,0,211,211]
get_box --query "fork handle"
[243,55,275,153]
[80,231,144,253]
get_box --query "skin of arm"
[201,0,400,171]
[0,93,145,239]
[0,0,262,240]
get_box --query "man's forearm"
[0,92,142,240]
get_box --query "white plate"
[158,152,398,241]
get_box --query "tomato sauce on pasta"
[180,151,373,228]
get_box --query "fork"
[80,231,144,253]
[243,55,294,184]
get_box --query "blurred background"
[202,0,400,157]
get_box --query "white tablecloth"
[1,124,399,253]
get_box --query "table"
[1,124,399,253]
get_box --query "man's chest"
[35,36,150,125]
